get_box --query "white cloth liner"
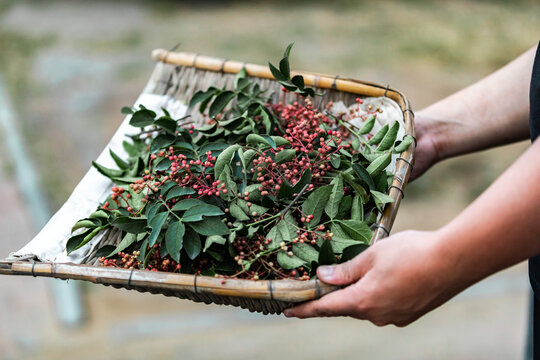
[9,95,403,264]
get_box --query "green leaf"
[318,240,336,265]
[214,144,241,179]
[150,134,176,153]
[336,195,352,219]
[280,81,297,91]
[159,181,178,196]
[279,57,290,79]
[340,244,369,263]
[277,251,306,270]
[283,42,294,58]
[71,218,100,233]
[154,117,177,134]
[109,149,129,170]
[330,223,364,253]
[68,226,104,254]
[244,184,263,202]
[259,107,273,134]
[243,149,257,169]
[359,116,376,135]
[130,109,156,127]
[218,165,237,200]
[290,75,305,90]
[352,163,375,190]
[277,180,294,200]
[89,210,110,222]
[184,227,202,260]
[351,194,364,221]
[108,233,138,257]
[145,202,162,223]
[234,67,249,90]
[203,235,226,252]
[268,62,288,82]
[122,140,142,158]
[209,90,235,118]
[112,216,147,234]
[302,185,332,227]
[330,154,341,169]
[92,161,124,179]
[246,134,277,149]
[271,136,290,147]
[182,204,225,222]
[94,245,116,259]
[325,177,344,219]
[335,220,371,242]
[229,202,250,221]
[368,124,389,145]
[275,149,296,164]
[165,221,185,262]
[394,135,414,153]
[366,153,392,176]
[165,186,196,201]
[189,216,230,236]
[373,172,389,193]
[377,121,399,151]
[293,242,319,263]
[292,169,311,193]
[370,190,394,211]
[66,228,94,254]
[199,142,230,156]
[266,216,297,249]
[189,88,218,109]
[171,198,206,211]
[148,212,168,246]
[121,106,134,115]
[236,199,268,215]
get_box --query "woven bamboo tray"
[0,49,415,314]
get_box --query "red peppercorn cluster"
[99,96,361,279]
[151,147,222,197]
[230,234,310,280]
[143,244,182,272]
[99,245,182,272]
[247,99,350,198]
[99,251,141,269]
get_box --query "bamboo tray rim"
[0,261,337,302]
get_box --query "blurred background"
[0,0,538,359]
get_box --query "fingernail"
[283,309,292,317]
[318,266,335,279]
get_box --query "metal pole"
[0,73,86,327]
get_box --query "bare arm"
[284,138,540,324]
[412,45,535,179]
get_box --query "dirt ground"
[0,1,538,359]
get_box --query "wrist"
[431,225,488,293]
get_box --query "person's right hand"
[408,111,441,181]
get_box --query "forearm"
[436,138,540,291]
[418,45,536,161]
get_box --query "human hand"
[284,230,465,327]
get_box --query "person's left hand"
[283,230,465,327]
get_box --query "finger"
[283,286,363,319]
[317,251,371,286]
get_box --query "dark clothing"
[529,43,540,295]
[529,42,540,359]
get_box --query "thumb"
[317,253,371,286]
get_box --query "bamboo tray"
[0,49,415,314]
